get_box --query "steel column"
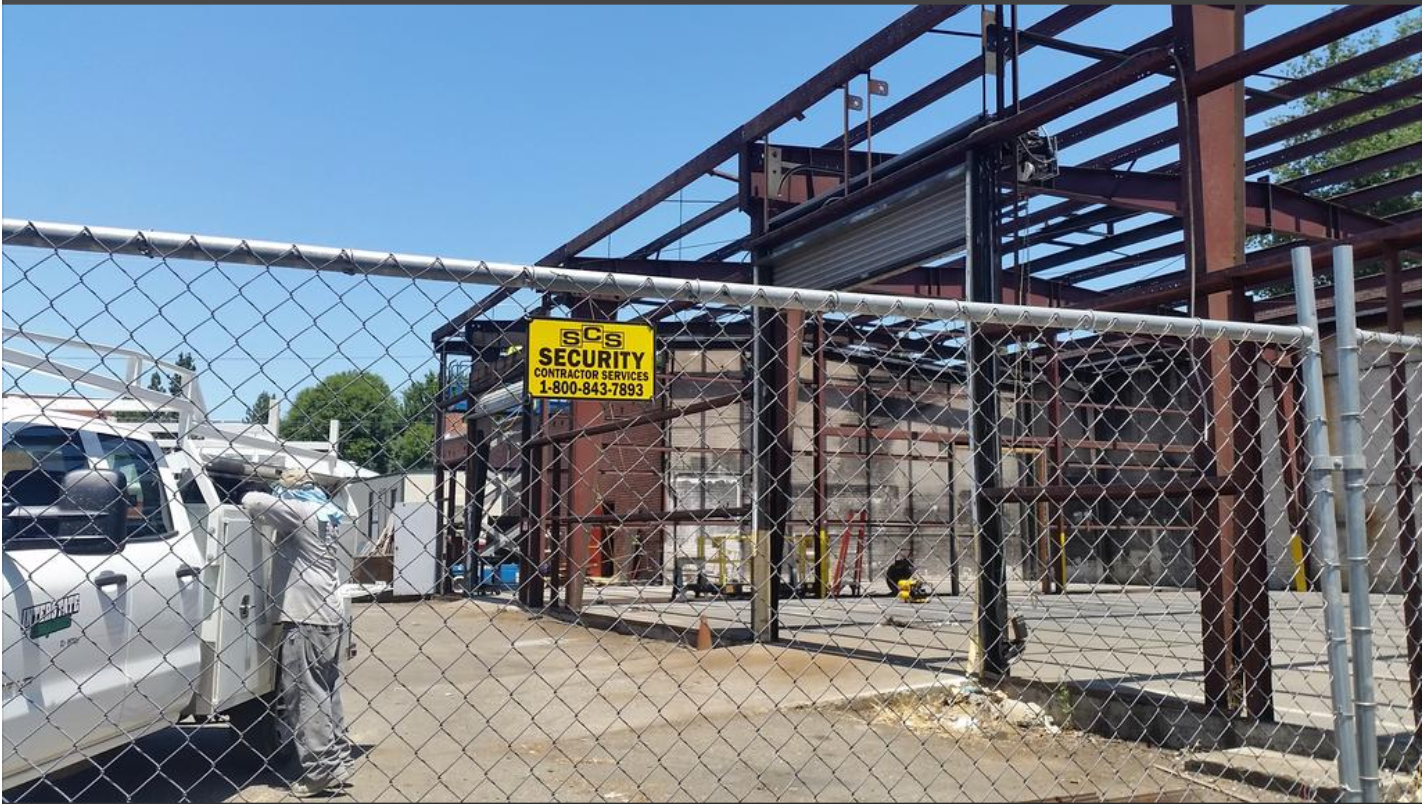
[434,349,450,595]
[1046,332,1067,594]
[466,427,490,594]
[1384,248,1423,734]
[1229,286,1274,720]
[565,299,616,612]
[752,306,796,641]
[1173,3,1253,715]
[967,147,1009,679]
[1271,358,1314,592]
[812,316,829,598]
[518,397,545,608]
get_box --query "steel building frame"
[430,5,1421,725]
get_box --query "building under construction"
[425,4,1421,728]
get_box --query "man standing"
[242,470,353,797]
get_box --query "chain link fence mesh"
[2,222,1419,802]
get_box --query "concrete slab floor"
[3,598,1380,802]
[569,584,1418,737]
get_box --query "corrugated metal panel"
[761,166,967,290]
[467,382,523,419]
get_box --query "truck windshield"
[2,425,88,546]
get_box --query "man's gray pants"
[278,622,352,783]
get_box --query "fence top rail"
[4,218,1309,346]
[1356,327,1423,355]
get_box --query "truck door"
[199,506,275,713]
[93,434,204,727]
[1,424,136,779]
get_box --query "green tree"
[281,371,400,473]
[1265,16,1420,216]
[389,422,436,472]
[1248,16,1420,292]
[385,371,443,472]
[400,370,442,426]
[169,352,197,397]
[147,371,164,393]
[245,391,275,425]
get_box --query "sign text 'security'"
[526,319,655,401]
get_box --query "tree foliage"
[389,422,436,473]
[281,371,401,474]
[400,371,442,427]
[245,391,275,425]
[390,371,443,472]
[170,352,197,397]
[1266,15,1421,217]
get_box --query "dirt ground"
[8,599,1312,803]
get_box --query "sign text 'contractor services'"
[526,318,655,401]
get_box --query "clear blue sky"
[3,4,1394,419]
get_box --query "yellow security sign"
[526,318,655,401]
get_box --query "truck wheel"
[227,692,293,766]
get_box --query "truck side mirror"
[7,469,132,553]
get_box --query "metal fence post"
[1292,245,1363,802]
[1330,245,1380,801]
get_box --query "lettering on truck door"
[1,424,136,778]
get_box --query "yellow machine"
[896,578,932,604]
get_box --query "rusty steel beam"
[1188,4,1411,98]
[833,5,1108,151]
[1077,36,1421,173]
[1096,215,1422,311]
[1248,77,1421,153]
[1253,264,1422,323]
[538,5,965,269]
[1283,142,1422,193]
[984,478,1237,503]
[1027,219,1183,277]
[624,198,740,259]
[1329,173,1421,210]
[1027,166,1391,241]
[751,46,1173,255]
[673,8,1103,266]
[1248,105,1422,177]
[526,392,744,449]
[863,263,1106,306]
[563,256,750,282]
[433,5,964,341]
[1022,25,1417,244]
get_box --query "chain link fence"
[2,221,1418,802]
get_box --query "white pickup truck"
[1,406,361,790]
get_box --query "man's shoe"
[290,778,332,798]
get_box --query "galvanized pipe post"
[1292,245,1362,802]
[1330,245,1380,801]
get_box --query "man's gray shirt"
[241,491,344,627]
